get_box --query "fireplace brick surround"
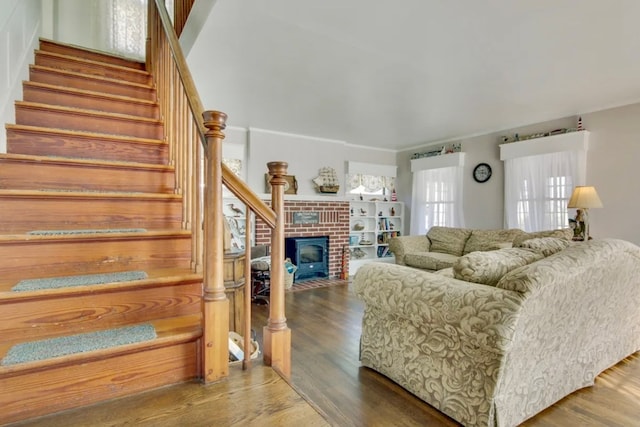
[255,199,350,279]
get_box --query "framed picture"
[265,174,298,194]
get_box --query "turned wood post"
[202,110,229,383]
[263,161,292,378]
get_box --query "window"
[410,153,465,235]
[345,162,397,198]
[501,132,588,232]
[95,0,147,60]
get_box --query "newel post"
[202,110,229,383]
[263,161,292,378]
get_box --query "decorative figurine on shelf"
[577,116,584,131]
[359,193,363,201]
[359,208,367,216]
[378,211,383,216]
[390,207,396,216]
[391,189,397,202]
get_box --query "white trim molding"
[411,152,465,172]
[500,131,590,161]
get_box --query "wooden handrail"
[150,0,275,228]
[148,0,290,380]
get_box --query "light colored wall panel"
[0,0,41,153]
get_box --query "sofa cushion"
[453,247,544,286]
[434,267,455,278]
[516,236,571,257]
[427,226,472,256]
[405,251,459,271]
[463,229,525,254]
[512,228,572,247]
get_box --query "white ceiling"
[187,0,640,151]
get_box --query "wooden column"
[202,110,229,383]
[263,161,291,378]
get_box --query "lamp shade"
[567,186,603,209]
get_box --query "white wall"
[0,0,42,152]
[398,104,640,246]
[244,128,395,198]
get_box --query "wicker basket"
[284,258,297,289]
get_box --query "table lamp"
[567,186,603,240]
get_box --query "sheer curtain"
[504,150,585,231]
[93,0,147,60]
[410,166,465,235]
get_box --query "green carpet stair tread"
[1,324,157,365]
[12,271,149,292]
[28,228,147,235]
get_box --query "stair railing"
[147,0,291,381]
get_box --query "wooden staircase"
[0,39,204,425]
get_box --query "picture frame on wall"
[265,173,298,194]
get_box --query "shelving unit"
[349,200,404,276]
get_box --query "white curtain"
[94,0,147,60]
[410,166,464,235]
[504,150,585,231]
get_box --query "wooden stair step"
[39,38,146,71]
[0,273,202,346]
[0,230,193,282]
[0,190,183,233]
[6,124,169,165]
[15,101,164,140]
[0,153,175,194]
[0,315,201,425]
[35,50,152,85]
[23,81,159,119]
[30,65,156,101]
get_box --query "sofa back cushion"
[463,229,526,254]
[427,226,472,256]
[516,236,571,257]
[512,228,572,247]
[453,247,544,286]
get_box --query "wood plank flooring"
[11,280,640,426]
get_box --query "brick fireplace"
[254,198,350,279]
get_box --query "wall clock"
[473,163,492,183]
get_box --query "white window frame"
[410,153,465,235]
[501,132,589,232]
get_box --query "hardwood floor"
[12,281,640,426]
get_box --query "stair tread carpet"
[1,323,157,365]
[12,270,149,292]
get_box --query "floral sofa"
[389,226,572,272]
[353,238,640,427]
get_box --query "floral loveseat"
[389,226,572,272]
[354,238,640,427]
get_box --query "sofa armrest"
[354,262,523,346]
[389,235,431,265]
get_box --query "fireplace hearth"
[285,236,329,282]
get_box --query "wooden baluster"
[263,161,291,378]
[243,208,252,370]
[202,110,229,383]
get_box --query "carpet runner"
[12,271,149,292]
[1,324,157,365]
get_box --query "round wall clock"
[473,163,492,183]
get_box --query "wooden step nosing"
[23,81,158,107]
[0,153,174,172]
[15,101,163,125]
[0,326,202,378]
[35,50,151,77]
[0,189,181,201]
[6,123,166,145]
[30,64,154,90]
[0,273,202,304]
[0,229,191,243]
[39,37,145,69]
